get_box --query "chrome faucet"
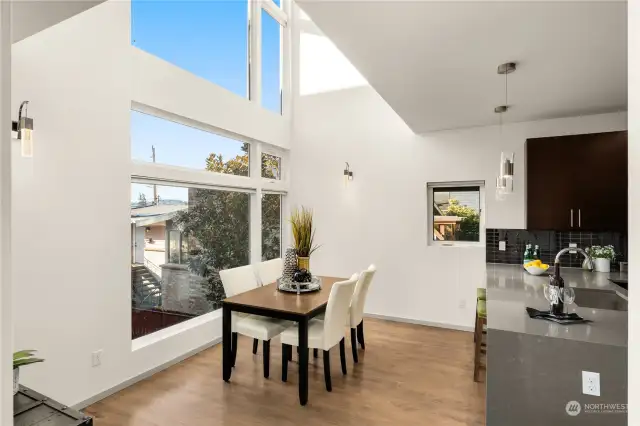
[548,247,593,316]
[554,247,593,271]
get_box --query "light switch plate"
[582,371,600,396]
[498,241,506,251]
[569,243,577,254]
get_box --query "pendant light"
[496,62,516,198]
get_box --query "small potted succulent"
[586,245,616,273]
[13,350,44,395]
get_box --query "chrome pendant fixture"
[496,62,516,199]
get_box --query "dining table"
[221,276,345,406]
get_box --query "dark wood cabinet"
[526,131,627,232]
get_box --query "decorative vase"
[13,368,19,395]
[594,258,611,273]
[283,248,298,280]
[297,256,310,271]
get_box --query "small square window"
[428,182,484,245]
[261,152,282,179]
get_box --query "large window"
[131,183,250,339]
[131,111,249,176]
[131,0,248,97]
[428,182,484,245]
[262,194,282,260]
[261,9,282,114]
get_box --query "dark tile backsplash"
[486,228,627,269]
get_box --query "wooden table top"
[223,276,346,316]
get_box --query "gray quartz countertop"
[486,263,628,347]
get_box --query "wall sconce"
[343,162,354,185]
[12,101,34,158]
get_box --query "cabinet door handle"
[570,209,574,227]
[578,209,581,228]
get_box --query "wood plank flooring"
[85,319,486,426]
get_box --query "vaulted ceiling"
[299,1,627,133]
[12,1,103,43]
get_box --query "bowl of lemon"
[523,259,550,276]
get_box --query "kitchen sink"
[573,287,628,311]
[608,278,628,291]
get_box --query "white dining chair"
[255,258,283,286]
[219,265,289,378]
[250,258,284,354]
[348,264,376,363]
[314,265,377,363]
[280,274,359,392]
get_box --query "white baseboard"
[364,313,474,333]
[72,338,221,410]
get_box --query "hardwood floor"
[85,319,486,426]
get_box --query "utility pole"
[151,145,157,205]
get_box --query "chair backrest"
[349,264,377,327]
[323,274,359,349]
[255,258,283,286]
[219,265,259,298]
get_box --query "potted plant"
[13,350,44,395]
[586,245,616,273]
[290,206,320,271]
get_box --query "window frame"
[261,144,286,182]
[248,0,289,115]
[130,105,288,342]
[129,0,291,342]
[132,0,290,117]
[130,106,251,179]
[426,181,485,247]
[261,191,284,260]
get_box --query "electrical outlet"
[92,350,103,367]
[498,241,506,251]
[459,299,466,309]
[582,371,600,396]
[569,243,578,254]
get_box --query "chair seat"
[477,288,487,300]
[234,315,290,341]
[280,319,328,350]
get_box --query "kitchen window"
[427,182,485,246]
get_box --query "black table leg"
[298,316,309,406]
[263,340,271,379]
[222,304,232,382]
[231,332,238,368]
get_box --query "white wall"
[290,12,628,329]
[627,0,639,422]
[11,0,289,406]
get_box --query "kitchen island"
[486,263,627,426]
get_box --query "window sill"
[429,242,486,249]
[131,309,222,352]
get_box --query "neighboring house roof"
[131,204,188,226]
[434,215,462,224]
